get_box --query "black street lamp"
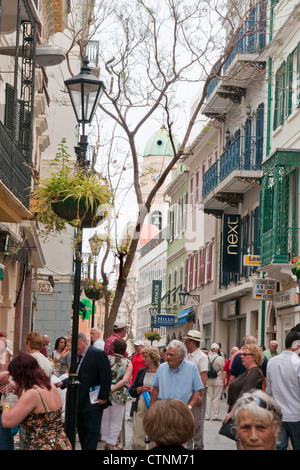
[88,233,102,328]
[64,56,105,168]
[179,288,200,306]
[64,58,105,449]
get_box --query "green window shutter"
[297,42,300,107]
[273,71,279,130]
[279,61,286,125]
[4,83,15,132]
[286,53,293,117]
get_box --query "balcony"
[202,134,263,212]
[1,0,41,34]
[203,2,266,119]
[259,149,300,283]
[0,122,32,222]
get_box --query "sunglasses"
[241,353,253,356]
[245,396,279,415]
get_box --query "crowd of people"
[0,322,300,451]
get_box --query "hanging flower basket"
[144,330,161,343]
[51,196,104,229]
[31,139,111,235]
[291,256,300,279]
[84,287,103,300]
[82,279,103,300]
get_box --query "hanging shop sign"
[253,279,278,300]
[152,280,162,313]
[221,299,239,320]
[243,255,260,266]
[156,314,175,328]
[222,214,241,273]
[274,288,299,309]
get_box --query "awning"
[177,307,194,325]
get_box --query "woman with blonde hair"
[25,332,53,378]
[222,343,265,448]
[129,345,160,450]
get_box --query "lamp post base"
[64,374,80,449]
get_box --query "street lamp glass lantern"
[64,57,105,126]
[88,234,102,257]
[149,304,156,316]
[179,288,190,306]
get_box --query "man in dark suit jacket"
[61,333,112,450]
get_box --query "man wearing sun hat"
[184,330,208,450]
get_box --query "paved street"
[94,397,236,451]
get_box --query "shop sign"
[221,300,239,319]
[253,279,277,300]
[243,255,260,266]
[274,288,299,309]
[222,215,241,273]
[152,280,162,313]
[156,314,175,327]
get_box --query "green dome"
[143,127,180,157]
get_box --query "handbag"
[142,391,151,408]
[218,418,237,441]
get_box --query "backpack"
[207,356,218,378]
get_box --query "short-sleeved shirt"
[104,333,128,357]
[186,348,208,375]
[152,360,204,404]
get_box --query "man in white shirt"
[90,328,105,350]
[184,330,208,450]
[267,331,300,450]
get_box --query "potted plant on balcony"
[144,330,161,345]
[31,139,111,235]
[82,278,103,301]
[291,256,300,279]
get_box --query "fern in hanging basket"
[31,139,111,235]
[82,278,103,300]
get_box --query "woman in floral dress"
[1,352,71,450]
[101,338,133,450]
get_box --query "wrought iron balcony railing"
[260,227,299,267]
[0,121,31,210]
[202,134,263,198]
[259,149,300,268]
[205,1,266,99]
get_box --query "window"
[273,54,293,130]
[195,171,199,203]
[206,242,213,282]
[190,176,194,206]
[297,42,300,107]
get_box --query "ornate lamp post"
[64,58,105,449]
[88,233,102,328]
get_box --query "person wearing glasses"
[232,389,282,450]
[223,344,265,449]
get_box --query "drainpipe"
[266,1,275,158]
[261,2,275,346]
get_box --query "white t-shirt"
[93,338,105,350]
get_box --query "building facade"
[0,0,68,354]
[259,0,300,350]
